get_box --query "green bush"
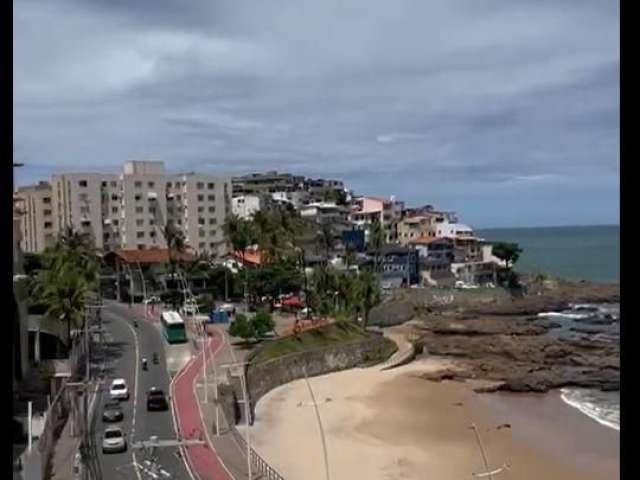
[229,313,255,341]
[252,310,276,338]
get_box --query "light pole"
[220,361,252,480]
[302,367,330,480]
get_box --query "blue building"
[341,229,366,252]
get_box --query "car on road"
[102,426,127,454]
[102,400,124,423]
[146,387,169,411]
[109,379,130,401]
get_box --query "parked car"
[102,401,123,423]
[146,387,169,411]
[109,379,130,401]
[102,426,127,454]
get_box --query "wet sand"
[250,358,619,480]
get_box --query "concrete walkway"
[380,329,416,370]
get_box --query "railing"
[229,427,285,480]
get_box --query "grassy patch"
[248,321,372,364]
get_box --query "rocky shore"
[372,279,619,394]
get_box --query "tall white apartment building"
[17,161,232,255]
[14,182,57,253]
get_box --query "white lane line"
[122,318,143,480]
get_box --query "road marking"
[122,317,143,480]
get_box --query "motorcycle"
[142,358,148,370]
[133,319,138,328]
[153,352,159,364]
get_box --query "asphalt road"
[93,301,191,479]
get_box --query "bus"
[160,311,188,344]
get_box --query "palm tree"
[317,223,335,264]
[357,271,381,328]
[369,221,385,274]
[162,223,187,308]
[36,259,89,350]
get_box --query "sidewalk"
[171,333,234,480]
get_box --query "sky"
[13,0,619,228]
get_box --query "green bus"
[161,311,188,344]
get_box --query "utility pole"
[302,367,330,480]
[220,361,252,480]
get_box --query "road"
[92,301,191,479]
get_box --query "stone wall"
[244,333,396,423]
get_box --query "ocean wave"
[560,388,620,431]
[538,312,592,320]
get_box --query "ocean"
[477,225,619,283]
[478,225,620,431]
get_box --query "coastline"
[250,358,619,480]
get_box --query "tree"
[162,223,188,308]
[491,242,523,269]
[357,271,381,328]
[317,223,335,262]
[369,221,385,273]
[228,313,255,342]
[251,310,276,338]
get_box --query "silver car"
[102,426,127,454]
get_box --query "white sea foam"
[560,388,620,431]
[537,312,591,320]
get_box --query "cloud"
[14,0,619,227]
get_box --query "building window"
[177,219,182,225]
[199,230,205,238]
[112,207,118,214]
[79,193,89,202]
[134,181,142,188]
[167,207,174,215]
[149,207,156,214]
[136,206,143,213]
[43,209,52,216]
[199,242,206,249]
[111,194,119,201]
[110,181,117,188]
[208,195,215,201]
[44,221,52,229]
[148,181,155,188]
[209,242,216,249]
[209,229,217,236]
[80,206,90,214]
[136,219,144,227]
[135,194,142,201]
[101,181,107,187]
[176,195,182,201]
[197,194,204,202]
[79,180,88,187]
[197,182,204,190]
[209,218,216,225]
[197,206,204,213]
[103,232,110,240]
[208,206,216,213]
[207,182,215,189]
[150,231,156,238]
[113,219,119,226]
[198,218,205,225]
[42,197,51,204]
[137,244,145,250]
[136,231,145,239]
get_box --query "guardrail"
[229,427,285,480]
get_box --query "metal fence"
[229,427,285,480]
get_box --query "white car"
[102,426,127,454]
[109,379,130,401]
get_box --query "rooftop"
[106,248,197,265]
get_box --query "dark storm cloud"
[14,0,619,227]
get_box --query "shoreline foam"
[560,388,620,431]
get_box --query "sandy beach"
[250,358,619,480]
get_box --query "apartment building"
[18,161,232,256]
[14,182,57,253]
[232,171,305,196]
[351,196,405,244]
[232,195,262,219]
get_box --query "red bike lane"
[171,332,233,480]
